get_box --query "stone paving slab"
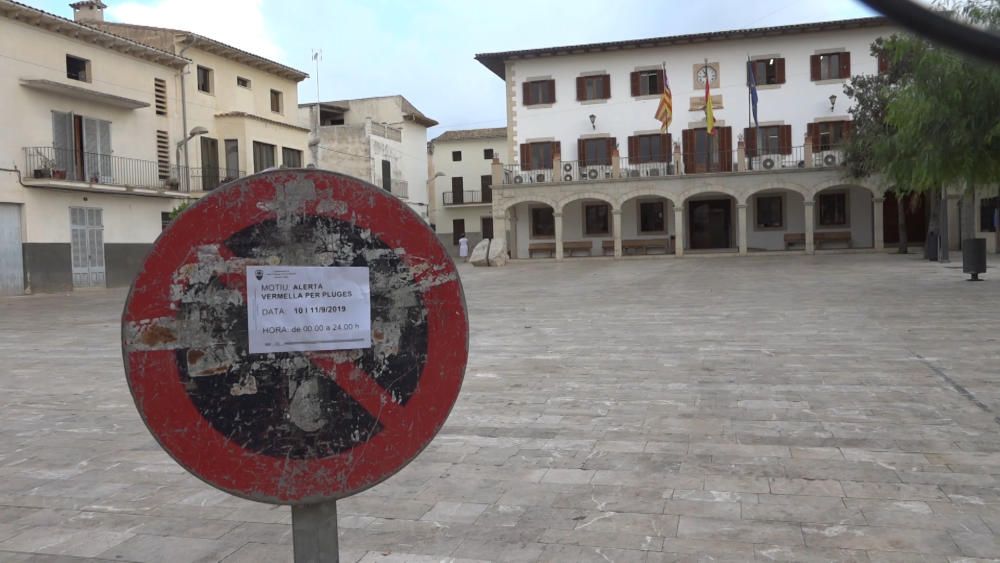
[2,254,1000,561]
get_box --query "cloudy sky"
[34,0,877,135]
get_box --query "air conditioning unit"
[580,166,611,180]
[561,161,578,182]
[815,151,844,167]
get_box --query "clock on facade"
[695,64,718,86]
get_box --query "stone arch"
[678,183,744,206]
[808,178,883,201]
[616,187,677,209]
[557,192,617,214]
[499,195,559,215]
[743,180,811,202]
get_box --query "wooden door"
[689,199,732,249]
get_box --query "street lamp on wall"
[829,94,837,112]
[175,126,209,192]
[589,114,596,130]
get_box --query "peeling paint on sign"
[121,170,468,505]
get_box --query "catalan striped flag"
[655,64,672,131]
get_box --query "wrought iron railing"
[25,146,166,189]
[189,167,246,192]
[499,145,845,185]
[443,190,492,205]
[24,147,247,192]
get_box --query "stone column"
[673,142,683,175]
[873,197,885,251]
[736,138,746,173]
[803,132,814,168]
[491,157,503,187]
[611,149,621,178]
[553,151,562,182]
[674,205,685,256]
[737,203,748,256]
[804,200,815,254]
[554,211,564,261]
[612,209,622,258]
[493,210,510,257]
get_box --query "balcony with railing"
[23,146,245,193]
[500,145,843,186]
[442,189,493,206]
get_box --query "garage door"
[0,204,24,296]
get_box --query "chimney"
[70,1,107,23]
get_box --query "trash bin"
[962,238,986,281]
[926,232,938,262]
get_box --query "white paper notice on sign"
[246,266,372,354]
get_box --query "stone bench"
[784,231,852,249]
[527,241,598,257]
[601,238,673,255]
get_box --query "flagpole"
[704,58,710,172]
[747,56,752,171]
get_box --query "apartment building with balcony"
[428,128,505,255]
[475,17,998,260]
[0,0,194,294]
[300,96,438,221]
[0,0,310,295]
[88,5,310,193]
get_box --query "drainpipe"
[178,36,194,192]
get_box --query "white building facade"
[91,12,310,192]
[0,0,192,294]
[476,17,999,260]
[0,0,310,295]
[300,96,437,220]
[428,128,505,255]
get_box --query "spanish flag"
[705,71,715,135]
[655,64,672,131]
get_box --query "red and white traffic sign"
[122,170,468,504]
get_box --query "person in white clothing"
[458,234,469,262]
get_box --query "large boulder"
[469,239,490,266]
[469,238,508,267]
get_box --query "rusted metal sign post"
[121,170,468,562]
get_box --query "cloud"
[106,0,284,61]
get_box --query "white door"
[70,207,105,288]
[0,204,24,296]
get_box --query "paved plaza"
[2,254,1000,562]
